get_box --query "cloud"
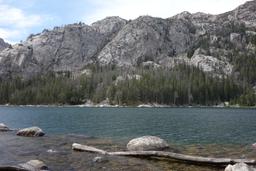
[0,28,21,43]
[84,0,248,24]
[0,0,43,43]
[0,0,249,43]
[0,4,41,28]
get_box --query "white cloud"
[0,4,41,28]
[0,0,43,43]
[0,28,21,44]
[0,0,250,43]
[85,0,249,24]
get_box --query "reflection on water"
[1,132,256,171]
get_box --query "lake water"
[1,106,256,145]
[1,106,256,171]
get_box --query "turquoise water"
[0,106,256,145]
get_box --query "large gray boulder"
[19,160,49,171]
[225,163,256,171]
[16,127,45,137]
[0,160,49,171]
[0,123,10,131]
[127,136,169,151]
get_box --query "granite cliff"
[0,0,255,79]
[0,38,9,51]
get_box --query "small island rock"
[17,127,45,137]
[127,136,169,151]
[225,163,256,171]
[19,160,49,171]
[0,123,10,131]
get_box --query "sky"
[0,0,249,44]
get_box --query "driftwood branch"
[72,143,256,165]
[72,143,107,154]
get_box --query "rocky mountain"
[0,38,9,51]
[0,0,256,79]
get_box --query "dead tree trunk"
[72,143,256,165]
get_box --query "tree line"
[0,64,254,106]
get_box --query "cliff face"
[0,38,9,51]
[0,0,256,78]
[0,17,127,77]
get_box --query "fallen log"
[72,143,107,154]
[72,143,256,165]
[109,151,256,165]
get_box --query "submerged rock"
[252,143,256,149]
[0,123,10,131]
[127,136,169,151]
[17,127,45,137]
[93,156,108,163]
[225,163,256,171]
[47,149,58,153]
[19,160,49,171]
[0,160,48,171]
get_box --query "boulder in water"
[16,127,45,137]
[0,123,10,131]
[93,156,108,163]
[225,163,256,171]
[19,160,49,171]
[127,136,169,151]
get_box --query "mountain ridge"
[0,0,255,79]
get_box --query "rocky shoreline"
[1,103,255,109]
[1,124,256,171]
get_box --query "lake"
[1,106,256,171]
[1,106,256,145]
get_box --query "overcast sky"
[0,0,249,43]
